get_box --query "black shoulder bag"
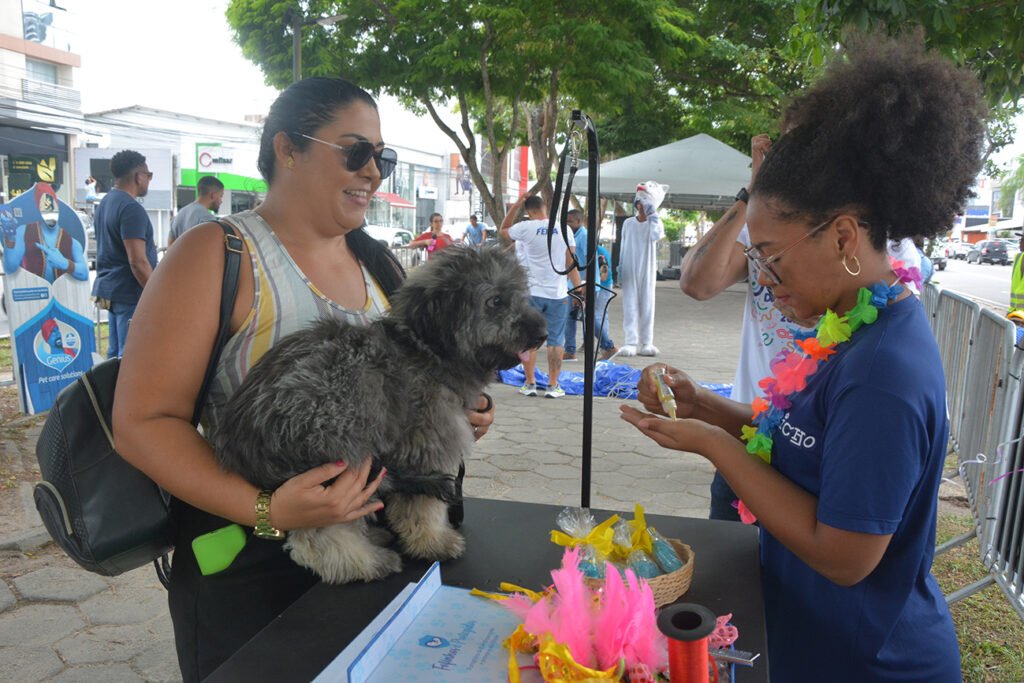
[33,221,242,586]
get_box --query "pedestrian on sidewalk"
[617,181,667,357]
[563,208,587,360]
[91,150,158,358]
[405,212,454,259]
[500,194,581,398]
[623,34,981,682]
[168,176,224,247]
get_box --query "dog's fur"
[212,245,547,583]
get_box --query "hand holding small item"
[636,364,699,420]
[619,403,724,456]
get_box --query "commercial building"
[0,0,83,207]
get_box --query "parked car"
[363,224,414,247]
[930,252,947,271]
[966,240,1011,265]
[363,224,421,269]
[996,237,1020,262]
[943,240,973,260]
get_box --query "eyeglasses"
[136,170,153,180]
[743,217,836,285]
[300,134,397,179]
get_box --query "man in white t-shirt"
[499,194,582,398]
[679,134,815,521]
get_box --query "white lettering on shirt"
[778,416,817,449]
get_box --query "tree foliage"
[227,0,704,222]
[226,1,1024,222]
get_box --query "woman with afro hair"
[622,34,983,681]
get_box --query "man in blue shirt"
[563,209,588,359]
[91,150,158,358]
[461,214,487,247]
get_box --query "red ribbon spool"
[657,602,718,683]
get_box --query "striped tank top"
[203,211,390,433]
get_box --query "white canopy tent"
[574,133,752,211]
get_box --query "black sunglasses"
[300,134,398,179]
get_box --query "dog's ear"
[391,272,462,360]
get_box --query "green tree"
[791,1,1024,161]
[227,0,702,224]
[999,153,1024,215]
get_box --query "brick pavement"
[0,279,748,681]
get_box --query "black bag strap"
[190,220,243,426]
[154,220,241,589]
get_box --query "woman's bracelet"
[254,489,285,540]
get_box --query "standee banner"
[0,182,99,414]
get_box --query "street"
[931,255,1015,312]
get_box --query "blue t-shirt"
[463,222,485,246]
[573,227,588,266]
[596,245,613,288]
[761,295,960,681]
[91,189,157,304]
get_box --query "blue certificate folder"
[314,563,535,682]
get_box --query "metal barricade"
[921,282,940,329]
[390,247,426,273]
[981,345,1024,620]
[956,310,1018,532]
[933,300,1024,620]
[933,290,980,453]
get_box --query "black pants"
[168,500,318,682]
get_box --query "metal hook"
[569,128,584,169]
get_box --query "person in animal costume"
[618,181,668,356]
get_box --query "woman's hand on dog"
[269,458,385,530]
[467,393,494,440]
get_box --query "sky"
[74,0,283,122]
[68,0,456,153]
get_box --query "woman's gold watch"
[254,490,285,540]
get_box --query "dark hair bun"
[752,34,986,249]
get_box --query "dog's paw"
[400,526,466,561]
[286,525,403,584]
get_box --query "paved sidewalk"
[0,280,749,681]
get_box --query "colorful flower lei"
[737,265,915,523]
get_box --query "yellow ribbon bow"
[550,514,620,557]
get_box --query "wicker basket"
[584,539,694,607]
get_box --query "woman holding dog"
[111,78,495,681]
[622,36,980,682]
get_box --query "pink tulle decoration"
[501,547,667,675]
[547,548,597,667]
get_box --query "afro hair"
[752,33,987,250]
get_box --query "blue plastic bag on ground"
[498,362,731,400]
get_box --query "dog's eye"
[486,295,503,309]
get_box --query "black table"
[208,498,768,682]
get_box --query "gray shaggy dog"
[212,245,547,583]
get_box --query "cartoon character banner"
[1,182,99,414]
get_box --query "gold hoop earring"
[842,255,861,277]
[285,158,295,169]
